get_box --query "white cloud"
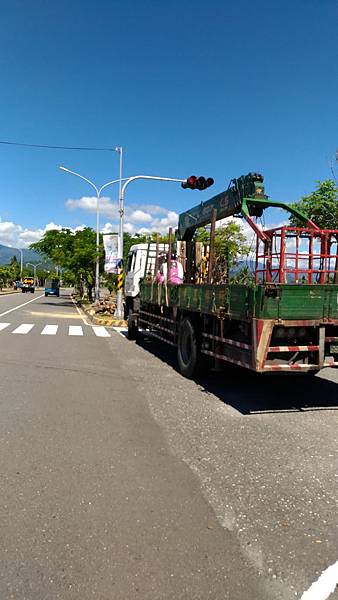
[151,211,179,232]
[66,196,116,217]
[0,219,42,248]
[65,195,179,235]
[101,222,116,234]
[135,204,169,216]
[128,210,152,223]
[0,217,86,249]
[124,222,136,234]
[0,196,290,252]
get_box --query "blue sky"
[0,0,337,247]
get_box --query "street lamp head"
[59,165,69,173]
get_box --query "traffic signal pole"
[114,175,186,319]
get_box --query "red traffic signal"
[181,175,197,189]
[181,175,214,190]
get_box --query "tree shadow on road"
[136,334,338,415]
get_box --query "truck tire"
[177,318,201,378]
[127,313,138,341]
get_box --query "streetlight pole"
[26,262,42,287]
[18,249,23,278]
[115,147,123,260]
[114,174,185,318]
[59,165,128,302]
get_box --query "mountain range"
[0,244,43,266]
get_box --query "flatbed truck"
[125,173,338,377]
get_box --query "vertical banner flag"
[103,233,122,273]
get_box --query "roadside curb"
[76,299,127,328]
[0,290,20,296]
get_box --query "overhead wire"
[0,140,116,151]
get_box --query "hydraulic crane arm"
[177,173,319,241]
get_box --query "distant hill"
[0,244,45,266]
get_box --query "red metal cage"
[255,227,338,284]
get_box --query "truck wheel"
[177,318,201,378]
[127,313,138,340]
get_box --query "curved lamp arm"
[59,166,99,196]
[98,177,129,197]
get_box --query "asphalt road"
[0,291,337,599]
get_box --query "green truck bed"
[140,282,338,321]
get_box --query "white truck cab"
[124,243,168,317]
[125,244,149,299]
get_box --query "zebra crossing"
[0,322,112,338]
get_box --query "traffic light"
[181,176,214,190]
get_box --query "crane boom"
[178,173,266,241]
[177,172,319,241]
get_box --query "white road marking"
[69,325,83,336]
[70,296,91,326]
[92,326,110,338]
[41,325,58,336]
[300,559,338,600]
[12,323,35,335]
[0,294,44,318]
[0,321,111,340]
[113,327,128,338]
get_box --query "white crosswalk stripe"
[41,325,59,335]
[0,323,111,339]
[92,326,111,338]
[12,323,34,335]
[68,325,84,336]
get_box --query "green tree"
[231,265,255,285]
[9,255,21,281]
[0,266,12,289]
[31,228,101,301]
[68,228,100,301]
[195,221,249,284]
[195,221,248,261]
[289,180,338,229]
[289,180,338,283]
[31,228,75,267]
